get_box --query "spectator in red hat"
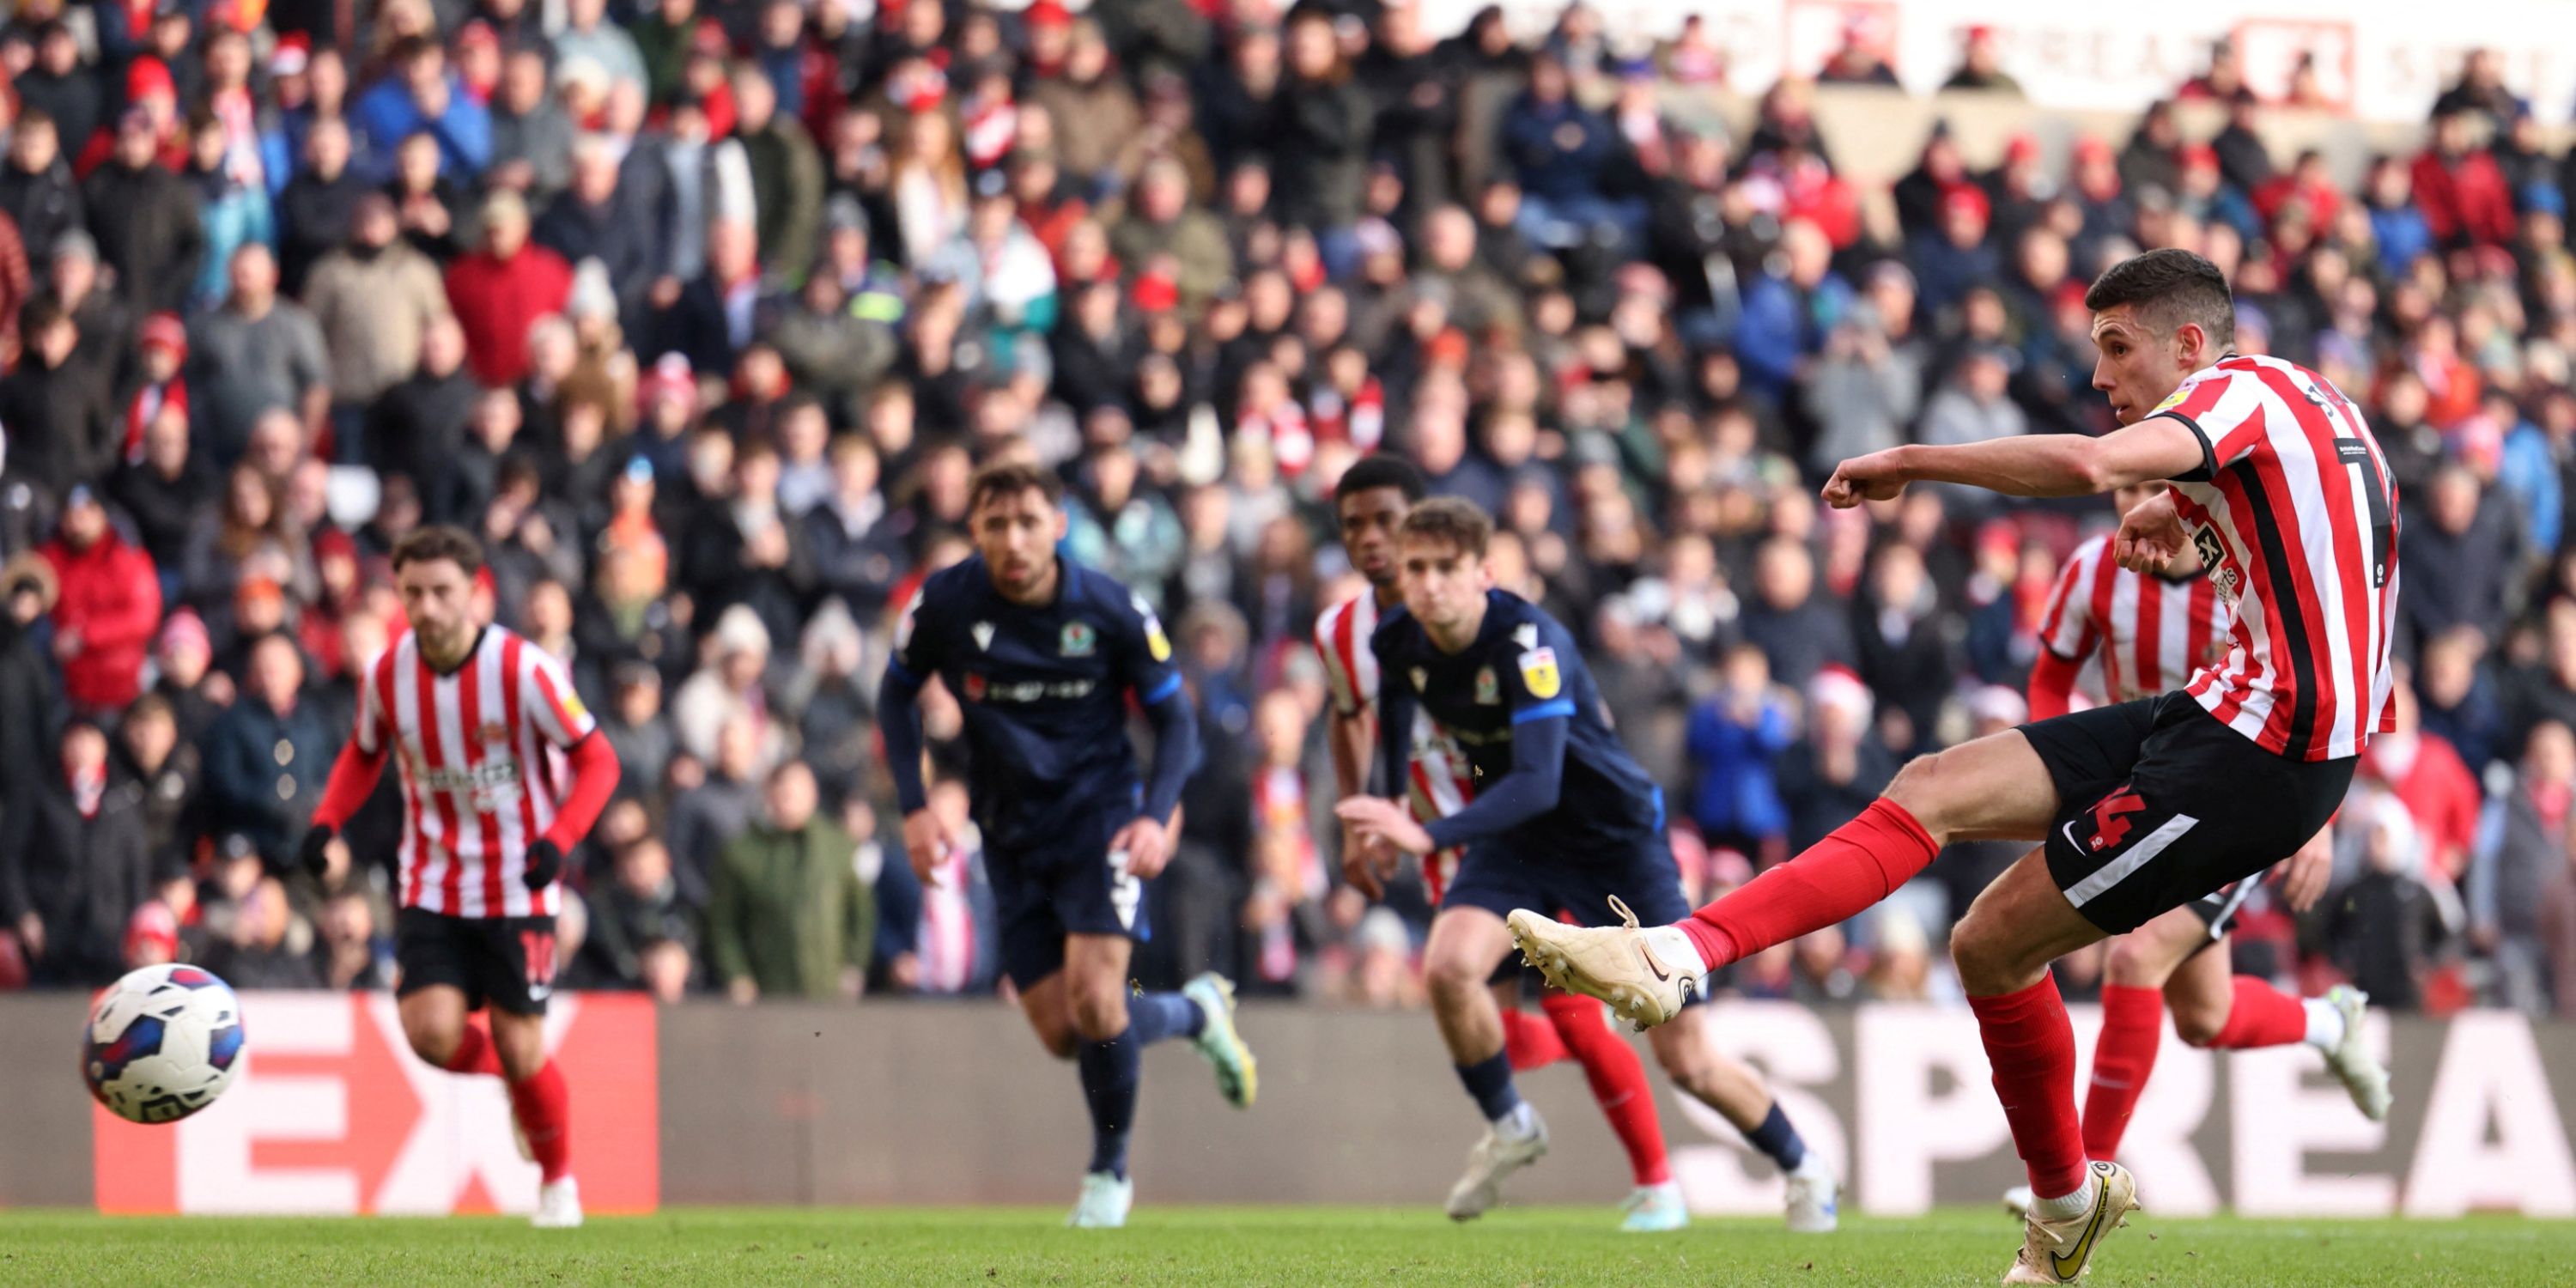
[75,56,185,178]
[1816,13,1899,87]
[1941,25,2020,95]
[442,189,573,386]
[118,312,190,464]
[39,487,161,716]
[1908,183,2000,316]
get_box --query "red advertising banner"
[93,993,657,1216]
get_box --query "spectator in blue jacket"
[1498,52,1641,254]
[196,633,338,866]
[1687,642,1793,864]
[351,37,491,183]
[1733,218,1853,398]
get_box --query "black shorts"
[2020,694,2354,936]
[395,907,561,1016]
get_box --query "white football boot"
[532,1177,583,1229]
[1067,1171,1134,1229]
[2002,1161,2139,1285]
[1444,1109,1549,1221]
[2318,985,2391,1122]
[1508,897,1705,1031]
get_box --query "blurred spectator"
[85,106,206,316]
[304,194,452,442]
[314,890,392,990]
[197,633,337,864]
[581,836,695,992]
[0,299,112,501]
[115,692,199,873]
[353,37,491,182]
[0,112,78,301]
[1941,27,2020,94]
[2479,721,2575,1013]
[1686,642,1793,863]
[1777,666,1893,853]
[0,721,152,986]
[188,245,331,466]
[2329,793,2445,1012]
[666,714,764,907]
[708,759,872,1002]
[204,874,323,988]
[442,190,572,386]
[39,488,161,716]
[2400,465,2516,651]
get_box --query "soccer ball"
[83,964,247,1124]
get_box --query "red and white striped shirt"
[2155,354,2401,762]
[2036,533,2233,705]
[355,627,597,918]
[1315,592,1476,899]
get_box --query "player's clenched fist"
[902,807,958,885]
[2114,489,2189,572]
[1821,450,1909,508]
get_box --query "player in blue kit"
[878,461,1257,1228]
[1336,499,1839,1228]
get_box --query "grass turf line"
[3,1206,2566,1286]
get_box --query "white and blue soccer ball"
[83,964,247,1124]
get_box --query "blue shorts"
[987,804,1151,989]
[1440,829,1694,932]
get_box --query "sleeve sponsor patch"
[1517,647,1561,700]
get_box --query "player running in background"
[2008,491,2388,1212]
[877,461,1255,1230]
[301,526,622,1229]
[1316,457,1686,1231]
[1335,498,1838,1233]
[1514,250,2399,1284]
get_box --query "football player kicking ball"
[878,462,1255,1229]
[1318,457,1691,1231]
[301,527,623,1228]
[1336,498,1838,1233]
[1513,249,2400,1284]
[2003,484,2389,1216]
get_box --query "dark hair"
[392,525,485,576]
[1336,453,1427,507]
[2083,248,2235,349]
[1399,496,1492,559]
[966,459,1062,515]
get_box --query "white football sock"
[1642,925,1710,975]
[2032,1173,2099,1221]
[2302,997,2346,1051]
[1496,1101,1539,1138]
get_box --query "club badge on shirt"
[1474,666,1499,705]
[1410,667,1428,693]
[1060,622,1097,657]
[1518,647,1561,700]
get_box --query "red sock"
[2208,976,2308,1048]
[443,1024,501,1076]
[2081,984,2165,1163]
[1501,1006,1570,1072]
[507,1060,573,1184]
[1541,992,1671,1187]
[1680,799,1939,969]
[1969,975,2089,1200]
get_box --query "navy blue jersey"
[890,555,1184,852]
[1370,589,1664,857]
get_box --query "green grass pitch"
[4,1206,2567,1285]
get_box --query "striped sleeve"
[2036,538,2105,662]
[355,646,397,756]
[1315,600,1365,717]
[521,642,598,748]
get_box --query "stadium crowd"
[0,0,2573,1019]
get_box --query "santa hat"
[1807,664,1874,723]
[271,33,311,78]
[140,312,187,357]
[126,57,176,104]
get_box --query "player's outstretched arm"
[1824,416,2205,507]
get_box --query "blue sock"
[1127,992,1205,1045]
[1076,1028,1142,1179]
[1454,1050,1523,1123]
[1745,1103,1808,1173]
